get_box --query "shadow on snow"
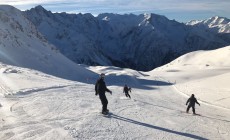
[133,99,230,123]
[97,74,172,90]
[110,113,208,140]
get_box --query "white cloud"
[0,0,229,21]
[0,0,228,11]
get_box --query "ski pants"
[99,93,108,112]
[186,105,195,114]
[125,92,131,98]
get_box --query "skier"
[123,84,131,98]
[95,73,112,115]
[186,94,200,114]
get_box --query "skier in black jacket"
[95,73,112,115]
[123,84,131,98]
[186,94,200,114]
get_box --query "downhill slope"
[151,45,230,109]
[0,46,230,140]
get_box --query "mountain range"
[0,5,230,73]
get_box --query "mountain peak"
[187,16,230,33]
[0,4,21,14]
[28,5,50,15]
[34,5,46,11]
[0,4,16,10]
[206,16,230,24]
[141,13,168,22]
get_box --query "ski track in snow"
[0,84,229,139]
[0,68,230,139]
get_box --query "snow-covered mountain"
[155,45,230,71]
[187,16,230,33]
[24,6,230,71]
[0,5,95,82]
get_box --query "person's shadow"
[108,113,208,140]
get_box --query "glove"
[186,103,187,105]
[95,92,98,96]
[110,91,112,95]
[199,104,200,106]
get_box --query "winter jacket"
[95,78,111,95]
[123,86,130,93]
[186,97,200,107]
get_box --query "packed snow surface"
[1,46,230,139]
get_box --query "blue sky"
[0,0,229,22]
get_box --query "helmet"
[100,73,105,78]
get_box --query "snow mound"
[155,45,230,71]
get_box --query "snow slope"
[0,46,230,139]
[151,46,230,109]
[0,5,95,82]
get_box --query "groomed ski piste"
[0,46,230,140]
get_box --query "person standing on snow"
[95,73,112,115]
[186,94,200,114]
[123,84,131,98]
